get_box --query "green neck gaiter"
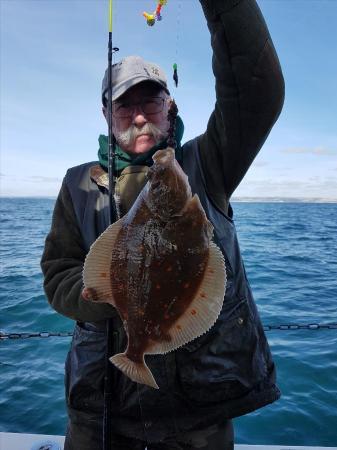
[98,115,184,174]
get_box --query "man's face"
[103,82,171,155]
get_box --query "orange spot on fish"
[176,325,182,330]
[183,282,190,289]
[191,309,197,315]
[209,268,214,274]
[200,292,207,299]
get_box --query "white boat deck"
[1,433,336,450]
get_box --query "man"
[41,0,284,449]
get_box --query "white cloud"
[252,161,269,167]
[234,176,337,200]
[26,176,62,183]
[282,147,337,156]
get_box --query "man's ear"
[167,97,173,110]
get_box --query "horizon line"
[1,195,337,204]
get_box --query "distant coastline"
[1,196,337,203]
[231,197,337,203]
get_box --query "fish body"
[83,147,226,389]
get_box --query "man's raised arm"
[198,0,285,211]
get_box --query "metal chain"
[263,323,337,331]
[1,324,337,340]
[0,331,74,340]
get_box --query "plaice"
[83,147,226,389]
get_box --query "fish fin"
[82,218,124,307]
[147,242,226,354]
[110,353,159,389]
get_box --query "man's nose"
[131,104,147,126]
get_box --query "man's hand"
[81,287,98,302]
[81,288,115,306]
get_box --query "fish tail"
[110,353,159,389]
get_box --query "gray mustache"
[118,123,165,147]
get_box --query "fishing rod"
[104,1,119,449]
[107,0,119,224]
[103,2,179,446]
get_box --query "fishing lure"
[142,0,180,88]
[143,0,168,26]
[173,63,178,87]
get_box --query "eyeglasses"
[112,97,166,119]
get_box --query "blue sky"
[1,0,337,199]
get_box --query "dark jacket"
[41,0,285,444]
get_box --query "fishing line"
[138,3,182,441]
[142,0,182,90]
[105,2,182,446]
[173,0,182,88]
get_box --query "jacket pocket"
[65,322,107,414]
[175,298,268,405]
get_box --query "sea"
[1,197,337,447]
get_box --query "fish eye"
[151,180,161,190]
